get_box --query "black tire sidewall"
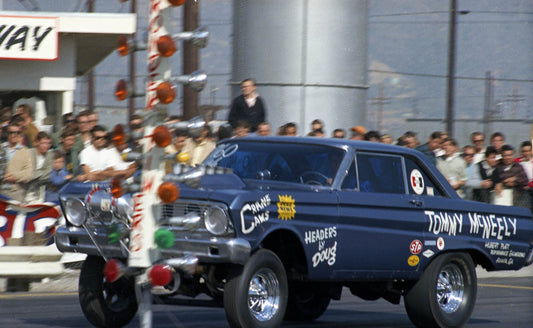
[78,256,138,328]
[224,249,288,328]
[405,252,477,328]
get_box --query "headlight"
[65,198,87,226]
[204,206,230,236]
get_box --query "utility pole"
[445,0,457,137]
[482,71,494,139]
[506,84,525,119]
[182,0,199,119]
[128,0,137,122]
[369,83,390,132]
[87,0,95,111]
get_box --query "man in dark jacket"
[228,78,266,132]
[415,131,443,165]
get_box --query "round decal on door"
[410,169,425,195]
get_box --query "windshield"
[204,141,346,185]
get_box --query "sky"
[1,0,531,139]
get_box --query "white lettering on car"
[240,194,271,234]
[312,241,337,267]
[425,210,518,240]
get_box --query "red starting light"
[158,181,180,204]
[103,259,124,283]
[157,35,177,57]
[111,124,127,146]
[115,79,128,101]
[110,177,123,198]
[153,125,172,148]
[117,35,130,56]
[156,82,176,104]
[148,264,173,286]
[168,0,186,6]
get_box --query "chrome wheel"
[436,263,464,313]
[248,268,280,322]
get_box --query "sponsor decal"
[410,169,424,195]
[424,210,517,240]
[277,194,295,220]
[240,194,271,234]
[424,240,437,246]
[305,226,337,268]
[437,237,445,250]
[304,226,337,245]
[423,249,435,258]
[101,198,111,212]
[312,241,337,267]
[484,242,526,266]
[408,255,420,266]
[410,239,423,254]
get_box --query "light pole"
[445,0,469,137]
[445,0,457,137]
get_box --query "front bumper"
[55,225,251,265]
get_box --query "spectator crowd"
[1,99,532,216]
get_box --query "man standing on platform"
[228,78,266,132]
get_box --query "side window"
[356,153,405,194]
[404,157,444,197]
[341,160,357,189]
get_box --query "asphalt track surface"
[0,268,532,328]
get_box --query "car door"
[336,152,427,279]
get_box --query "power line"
[368,69,533,83]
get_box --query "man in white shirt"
[77,126,120,181]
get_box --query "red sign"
[410,239,423,255]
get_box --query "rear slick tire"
[404,252,477,328]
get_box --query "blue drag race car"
[56,136,533,328]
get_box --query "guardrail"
[0,245,64,279]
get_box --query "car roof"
[219,136,420,156]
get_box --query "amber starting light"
[177,152,190,163]
[117,35,130,56]
[110,178,123,198]
[168,0,186,6]
[157,35,177,57]
[158,182,180,204]
[153,125,172,148]
[112,124,127,146]
[156,82,176,104]
[115,79,128,101]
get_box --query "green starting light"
[154,228,175,249]
[108,222,121,244]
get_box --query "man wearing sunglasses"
[2,122,33,202]
[77,125,120,182]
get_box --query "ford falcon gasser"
[55,136,533,328]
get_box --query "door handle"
[409,199,423,207]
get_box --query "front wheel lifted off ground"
[78,256,138,328]
[223,249,288,328]
[404,252,477,328]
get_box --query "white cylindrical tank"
[231,0,368,136]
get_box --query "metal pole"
[183,0,199,119]
[445,0,457,136]
[87,0,95,111]
[128,0,137,122]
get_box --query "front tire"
[78,256,138,328]
[404,252,477,328]
[224,249,288,328]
